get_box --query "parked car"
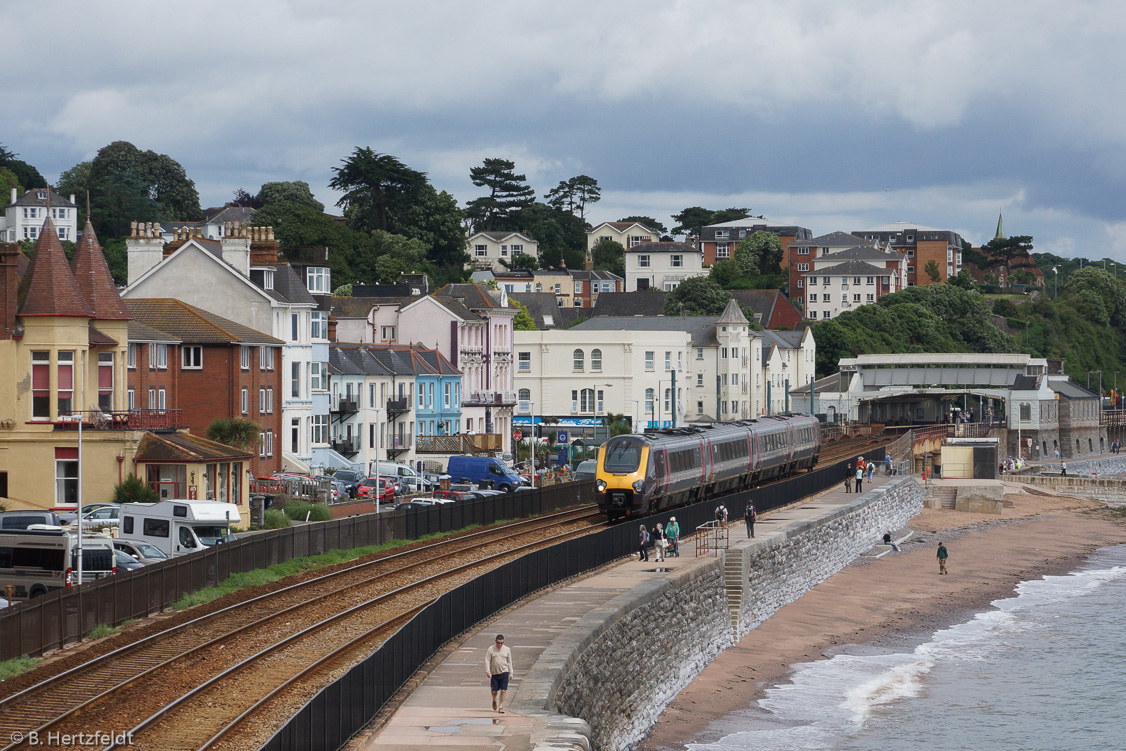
[396,499,437,511]
[357,477,395,504]
[329,469,364,498]
[57,503,118,525]
[114,548,146,572]
[67,504,122,528]
[378,475,404,495]
[0,510,62,530]
[314,476,349,502]
[572,460,597,482]
[113,538,170,565]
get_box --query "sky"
[6,0,1126,260]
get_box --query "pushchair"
[667,536,680,557]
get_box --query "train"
[594,414,822,521]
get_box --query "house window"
[381,325,396,341]
[56,460,79,506]
[149,343,167,370]
[127,388,135,410]
[312,415,329,445]
[182,346,203,369]
[242,387,249,415]
[664,351,671,371]
[554,283,561,294]
[475,244,488,257]
[518,351,531,371]
[866,276,874,284]
[644,388,654,415]
[291,313,299,341]
[822,277,830,285]
[797,279,804,288]
[519,388,531,401]
[266,387,273,413]
[797,263,809,272]
[573,349,585,371]
[809,277,817,285]
[907,265,915,274]
[697,401,704,414]
[697,348,704,359]
[148,388,157,409]
[671,255,683,268]
[57,351,74,416]
[664,388,671,413]
[291,362,301,398]
[311,362,326,391]
[535,283,542,292]
[822,311,831,319]
[853,277,861,284]
[638,255,650,268]
[907,249,915,258]
[697,373,704,386]
[31,351,49,419]
[306,267,331,294]
[574,298,583,307]
[575,282,582,294]
[882,276,890,285]
[715,230,729,239]
[158,388,166,410]
[797,247,809,255]
[645,351,654,371]
[716,243,730,258]
[591,349,602,371]
[128,344,137,370]
[241,346,250,370]
[809,294,818,303]
[98,353,114,410]
[867,294,875,302]
[311,311,328,339]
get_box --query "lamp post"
[374,406,381,514]
[1053,266,1058,297]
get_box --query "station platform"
[353,471,903,751]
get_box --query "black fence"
[0,481,591,661]
[262,449,885,750]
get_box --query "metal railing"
[56,408,184,431]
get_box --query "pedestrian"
[654,523,667,562]
[744,503,756,538]
[485,634,514,712]
[1061,461,1067,477]
[882,532,900,552]
[715,505,724,523]
[638,524,650,562]
[721,504,729,524]
[885,452,892,476]
[667,516,680,557]
[937,541,948,575]
[867,462,874,481]
[855,463,864,492]
[844,463,853,492]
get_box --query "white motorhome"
[0,528,116,600]
[119,500,241,558]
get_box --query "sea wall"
[1009,475,1126,507]
[519,476,925,751]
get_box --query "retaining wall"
[1009,475,1126,506]
[520,477,925,751]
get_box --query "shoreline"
[638,491,1126,751]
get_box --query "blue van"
[446,456,522,492]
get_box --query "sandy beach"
[639,487,1126,751]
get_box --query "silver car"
[113,538,170,565]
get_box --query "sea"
[685,544,1126,751]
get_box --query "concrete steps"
[723,551,744,633]
[928,486,957,509]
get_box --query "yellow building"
[0,216,250,511]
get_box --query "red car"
[357,477,395,503]
[431,489,475,502]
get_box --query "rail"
[694,520,729,557]
[54,408,184,431]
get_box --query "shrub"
[264,508,291,529]
[113,473,158,504]
[284,501,332,522]
[88,623,120,639]
[0,655,42,681]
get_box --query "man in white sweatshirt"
[485,634,514,712]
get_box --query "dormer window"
[36,190,47,200]
[306,267,330,294]
[264,269,274,290]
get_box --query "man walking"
[885,452,893,476]
[937,541,948,575]
[744,503,756,538]
[1061,461,1067,477]
[486,634,514,712]
[638,524,650,562]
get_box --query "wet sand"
[639,490,1126,750]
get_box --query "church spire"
[994,212,1005,241]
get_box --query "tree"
[393,184,468,269]
[514,202,585,269]
[85,141,202,238]
[671,206,715,238]
[465,158,535,231]
[947,268,977,290]
[662,277,733,316]
[711,207,752,224]
[113,473,159,504]
[206,417,262,450]
[618,215,668,235]
[0,143,47,189]
[734,231,784,277]
[545,175,601,220]
[230,188,264,208]
[0,166,19,197]
[507,251,540,270]
[56,161,92,200]
[512,300,537,331]
[370,230,428,283]
[590,237,625,278]
[924,260,941,283]
[982,235,1035,267]
[602,412,632,437]
[257,180,324,211]
[329,147,427,233]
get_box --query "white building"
[586,221,659,251]
[802,248,906,321]
[623,241,708,292]
[1,188,79,243]
[467,231,538,273]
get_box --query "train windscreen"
[603,437,643,473]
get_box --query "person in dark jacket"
[744,503,756,538]
[844,464,853,492]
[638,524,650,562]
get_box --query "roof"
[268,263,316,305]
[757,329,804,350]
[87,325,119,345]
[705,217,795,229]
[569,269,622,282]
[790,372,848,395]
[571,315,721,347]
[70,218,132,320]
[203,206,256,225]
[124,299,283,345]
[507,293,584,329]
[816,245,901,262]
[854,221,947,234]
[803,259,887,276]
[7,190,76,209]
[469,230,537,243]
[624,241,698,255]
[789,231,872,249]
[727,290,784,325]
[330,343,461,378]
[1048,380,1098,399]
[716,299,749,325]
[135,431,253,463]
[591,291,668,317]
[128,321,182,344]
[588,221,659,235]
[17,216,93,318]
[433,283,506,314]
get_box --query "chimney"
[126,220,166,284]
[69,194,76,205]
[221,225,251,277]
[10,188,16,205]
[0,243,19,340]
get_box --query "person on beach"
[486,634,513,712]
[937,541,948,574]
[744,503,756,538]
[667,516,680,556]
[844,464,853,492]
[654,522,667,562]
[638,524,650,562]
[855,464,864,493]
[882,532,899,552]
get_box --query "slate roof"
[728,290,783,325]
[470,230,537,243]
[124,299,283,345]
[588,221,659,235]
[17,216,93,317]
[571,315,721,347]
[590,291,668,317]
[816,245,900,262]
[789,231,872,249]
[331,343,461,378]
[624,241,698,255]
[203,206,256,224]
[88,325,119,345]
[135,431,253,462]
[507,293,584,329]
[128,321,182,344]
[1048,380,1097,398]
[790,372,848,395]
[757,329,804,351]
[7,190,76,208]
[71,218,132,320]
[569,269,623,283]
[269,263,316,305]
[803,259,887,276]
[1012,374,1041,390]
[716,299,749,325]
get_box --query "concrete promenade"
[355,471,901,751]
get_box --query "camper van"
[119,500,241,558]
[0,528,116,600]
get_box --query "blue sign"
[557,430,569,443]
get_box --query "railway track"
[0,506,602,751]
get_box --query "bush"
[0,655,42,681]
[283,501,332,522]
[88,623,120,639]
[113,474,158,504]
[264,508,291,529]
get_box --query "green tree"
[329,147,427,233]
[466,158,536,231]
[257,180,324,211]
[671,206,715,238]
[394,184,468,269]
[370,230,428,283]
[734,231,784,277]
[507,251,540,270]
[514,202,585,268]
[617,215,668,235]
[56,161,92,200]
[0,143,47,189]
[0,166,19,198]
[230,188,264,208]
[590,237,625,278]
[924,259,941,282]
[662,277,733,316]
[113,473,159,504]
[512,299,537,331]
[947,268,977,290]
[711,207,752,224]
[545,175,601,220]
[982,235,1034,268]
[602,412,633,437]
[85,141,202,237]
[709,259,747,288]
[206,417,262,450]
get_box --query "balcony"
[331,436,360,456]
[386,434,412,458]
[416,433,502,455]
[386,397,409,416]
[55,409,184,432]
[462,390,518,407]
[331,396,358,414]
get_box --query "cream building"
[623,241,707,292]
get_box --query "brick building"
[697,217,813,269]
[850,222,964,287]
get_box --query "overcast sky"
[6,0,1126,261]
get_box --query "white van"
[369,461,430,493]
[0,528,116,600]
[119,500,241,558]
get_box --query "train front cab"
[595,435,651,521]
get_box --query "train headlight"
[596,479,606,492]
[632,480,645,492]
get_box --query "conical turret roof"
[717,298,749,325]
[71,218,131,320]
[17,216,93,317]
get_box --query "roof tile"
[17,216,93,318]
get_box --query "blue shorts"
[490,672,510,691]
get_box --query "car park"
[357,477,395,504]
[329,469,364,498]
[113,538,170,565]
[114,548,146,572]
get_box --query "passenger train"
[594,414,822,521]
